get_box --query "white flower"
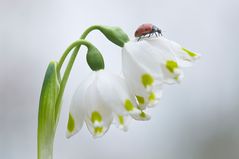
[66,70,150,138]
[122,36,200,109]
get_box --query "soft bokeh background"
[1,0,239,159]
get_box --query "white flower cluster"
[66,36,200,138]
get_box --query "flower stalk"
[38,25,129,159]
[38,39,97,159]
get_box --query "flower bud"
[97,25,129,47]
[86,45,105,71]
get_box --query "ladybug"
[134,23,162,40]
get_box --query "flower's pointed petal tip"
[174,68,183,76]
[129,109,151,121]
[147,104,156,108]
[114,115,132,131]
[137,105,146,110]
[86,113,112,139]
[190,53,201,61]
[147,101,160,108]
[177,60,193,67]
[182,48,201,61]
[90,126,109,139]
[66,132,73,139]
[65,129,78,139]
[163,71,184,85]
[194,54,201,61]
[177,73,184,83]
[92,133,104,139]
[65,112,84,139]
[118,125,129,132]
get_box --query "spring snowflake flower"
[122,36,200,109]
[66,70,150,138]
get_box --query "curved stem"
[54,25,99,124]
[38,25,104,159]
[38,40,93,159]
[57,25,99,72]
[54,40,92,122]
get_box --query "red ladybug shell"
[134,23,153,37]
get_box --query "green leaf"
[97,25,129,47]
[86,45,105,71]
[37,61,60,159]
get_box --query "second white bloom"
[122,36,200,109]
[66,70,149,138]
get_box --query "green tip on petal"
[182,48,198,57]
[91,111,102,123]
[67,113,75,133]
[118,115,124,125]
[136,95,145,105]
[141,73,154,88]
[94,127,104,134]
[166,60,178,73]
[148,92,156,102]
[140,111,146,118]
[124,99,134,111]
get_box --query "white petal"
[130,110,151,121]
[123,98,151,121]
[123,41,164,76]
[146,89,163,108]
[169,40,200,62]
[95,70,128,114]
[123,40,182,86]
[66,73,95,138]
[84,79,113,138]
[96,71,139,115]
[147,37,200,67]
[122,42,162,96]
[85,110,113,138]
[95,70,149,123]
[114,114,132,131]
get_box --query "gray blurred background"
[0,0,239,159]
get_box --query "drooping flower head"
[66,70,150,138]
[122,36,200,110]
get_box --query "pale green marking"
[136,95,145,105]
[182,48,197,57]
[67,113,75,132]
[141,74,154,87]
[91,111,102,123]
[140,111,146,118]
[166,60,178,73]
[94,127,103,134]
[124,99,134,111]
[118,115,124,125]
[148,92,156,102]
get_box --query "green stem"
[54,25,98,124]
[54,40,90,123]
[57,25,99,72]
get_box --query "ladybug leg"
[137,36,142,41]
[155,32,158,37]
